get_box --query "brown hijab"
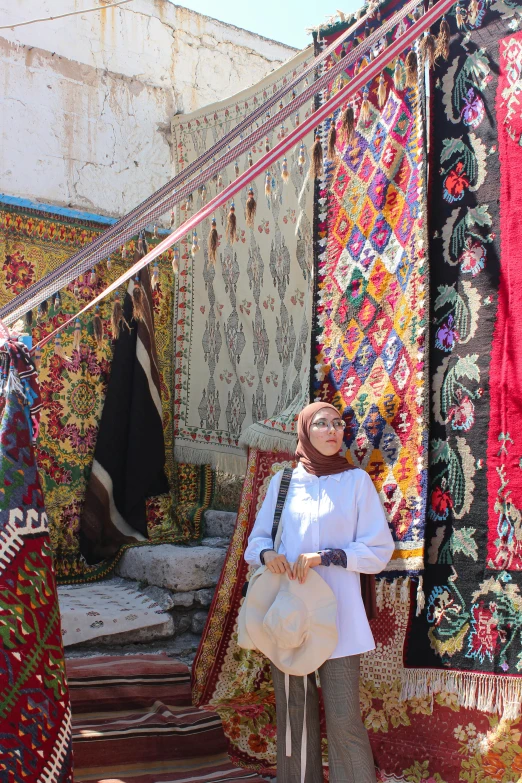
[295,401,354,476]
[296,401,377,620]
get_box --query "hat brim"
[245,568,338,675]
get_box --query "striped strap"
[271,467,293,547]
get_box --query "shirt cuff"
[318,549,348,568]
[260,548,275,565]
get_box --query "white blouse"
[244,462,395,658]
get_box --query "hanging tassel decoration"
[359,87,371,125]
[106,256,112,271]
[298,142,306,166]
[208,217,219,262]
[218,174,223,189]
[121,243,128,260]
[54,334,69,361]
[89,269,97,285]
[309,134,324,180]
[132,276,146,321]
[137,235,144,256]
[53,292,61,311]
[73,318,81,351]
[34,345,42,371]
[172,247,180,275]
[200,184,207,203]
[170,209,175,228]
[282,156,290,182]
[235,161,240,178]
[455,2,465,28]
[248,152,253,167]
[246,187,257,227]
[377,72,387,108]
[468,0,479,24]
[93,306,103,349]
[436,17,451,60]
[341,104,355,144]
[405,49,418,88]
[226,202,238,243]
[151,261,160,290]
[74,282,80,299]
[191,230,199,258]
[24,310,33,331]
[420,32,437,69]
[265,171,272,198]
[37,299,49,321]
[111,292,126,340]
[327,123,338,161]
[265,137,270,154]
[153,224,159,239]
[394,58,406,90]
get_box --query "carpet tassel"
[172,247,180,275]
[436,17,450,60]
[132,276,146,321]
[298,142,306,166]
[282,156,290,182]
[93,306,103,349]
[265,171,272,198]
[420,33,437,69]
[208,217,219,262]
[73,318,81,351]
[24,310,33,331]
[377,72,387,108]
[309,134,324,180]
[394,58,406,90]
[111,293,128,340]
[327,123,338,161]
[468,0,479,24]
[191,230,199,258]
[226,202,238,243]
[151,262,160,290]
[455,2,465,28]
[359,87,371,125]
[246,187,257,227]
[341,104,355,144]
[405,50,418,88]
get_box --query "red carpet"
[67,654,268,783]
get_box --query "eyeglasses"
[311,418,346,431]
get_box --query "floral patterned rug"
[0,200,214,581]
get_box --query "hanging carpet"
[171,49,314,474]
[404,1,522,718]
[79,264,169,564]
[312,1,429,582]
[0,337,73,783]
[0,201,215,581]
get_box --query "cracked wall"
[0,0,296,216]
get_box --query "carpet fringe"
[239,424,298,454]
[376,576,425,616]
[400,668,522,719]
[174,444,247,476]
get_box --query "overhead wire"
[0,0,135,30]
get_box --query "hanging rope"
[28,0,457,351]
[0,1,383,323]
[0,1,135,30]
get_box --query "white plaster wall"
[0,0,295,216]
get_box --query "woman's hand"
[264,550,294,578]
[293,553,322,584]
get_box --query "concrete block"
[204,510,237,539]
[116,544,226,592]
[81,615,175,647]
[194,588,215,608]
[171,591,195,609]
[141,584,176,611]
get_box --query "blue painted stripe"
[0,194,170,235]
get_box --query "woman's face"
[309,408,345,456]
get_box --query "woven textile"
[313,13,428,579]
[0,338,73,782]
[79,265,169,564]
[0,201,214,579]
[170,50,314,474]
[404,3,522,716]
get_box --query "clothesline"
[30,0,457,354]
[1,0,421,326]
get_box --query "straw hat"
[245,568,338,675]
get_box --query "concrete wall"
[0,0,295,217]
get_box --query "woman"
[244,401,394,783]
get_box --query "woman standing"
[244,401,394,782]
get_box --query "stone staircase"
[62,510,237,665]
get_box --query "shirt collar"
[295,462,344,481]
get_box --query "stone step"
[115,543,226,592]
[204,510,237,539]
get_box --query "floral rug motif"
[404,2,522,712]
[313,7,428,579]
[170,49,314,474]
[0,202,214,580]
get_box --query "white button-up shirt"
[244,462,395,658]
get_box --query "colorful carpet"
[67,654,267,783]
[0,201,215,581]
[0,337,73,782]
[312,4,428,581]
[170,48,314,474]
[404,2,522,716]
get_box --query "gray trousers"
[271,656,376,783]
